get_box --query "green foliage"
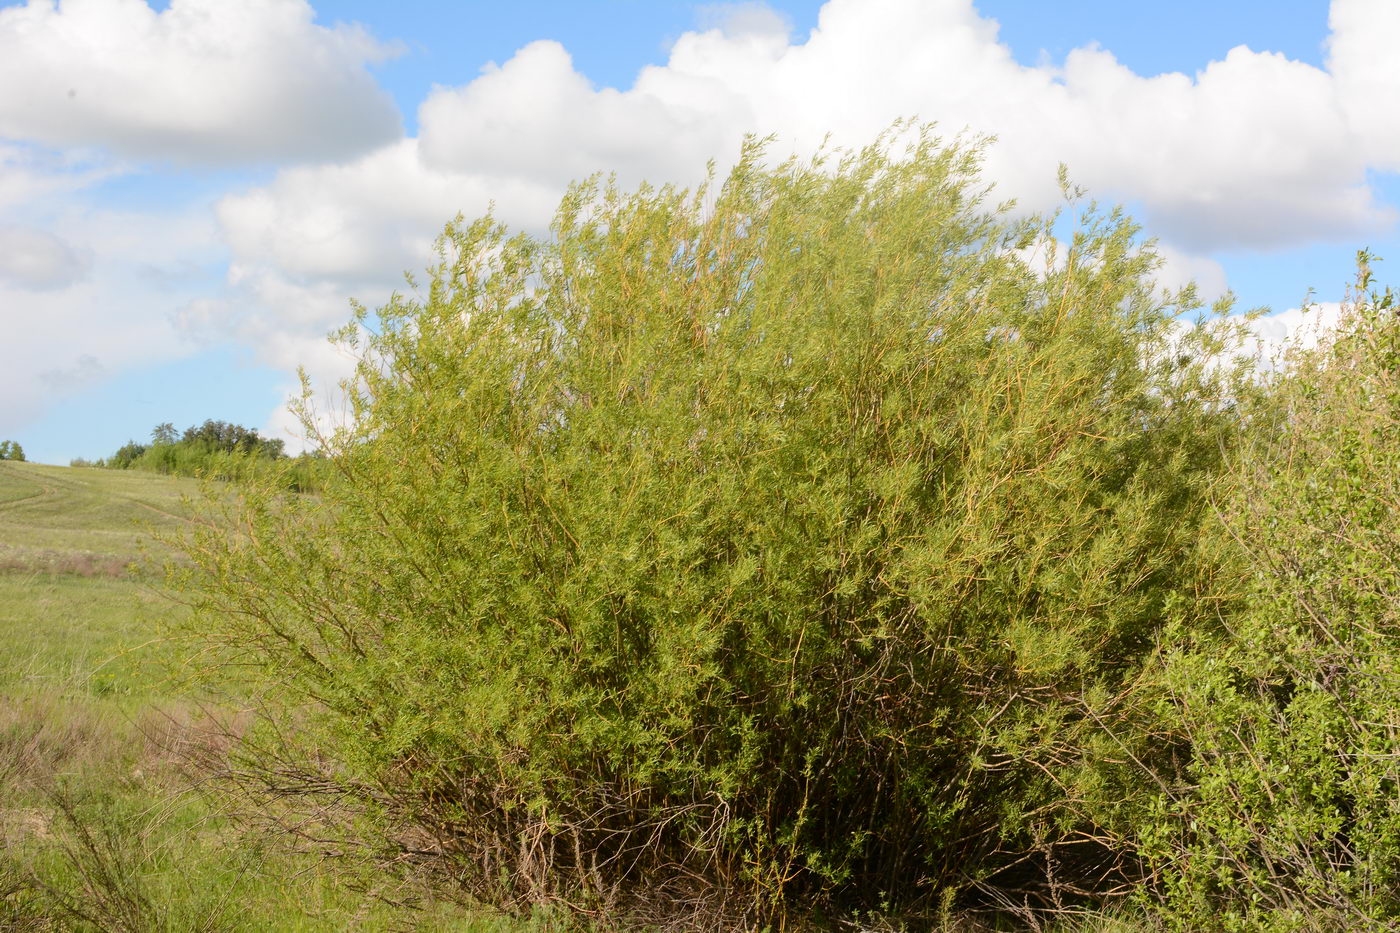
[0,439,26,461]
[1139,255,1400,930]
[84,420,326,492]
[176,418,287,459]
[105,439,149,469]
[178,129,1249,923]
[152,422,177,445]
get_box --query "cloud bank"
[222,0,1400,288]
[0,0,401,164]
[3,0,1399,449]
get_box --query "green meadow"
[0,461,535,931]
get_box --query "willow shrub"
[178,130,1246,923]
[1141,259,1400,931]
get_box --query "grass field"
[0,463,191,700]
[0,462,540,932]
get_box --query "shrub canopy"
[181,130,1249,921]
[1140,260,1400,930]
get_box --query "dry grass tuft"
[0,547,135,578]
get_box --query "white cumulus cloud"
[0,0,401,164]
[417,40,746,192]
[0,224,90,289]
[7,0,1398,450]
[218,139,559,286]
[222,0,1400,314]
[1328,0,1400,173]
[202,0,1400,445]
[1247,302,1346,362]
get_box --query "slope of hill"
[0,462,518,931]
[0,460,194,572]
[0,461,198,702]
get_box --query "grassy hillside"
[0,462,531,931]
[0,462,193,703]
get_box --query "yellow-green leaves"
[181,127,1253,923]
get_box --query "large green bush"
[179,130,1247,924]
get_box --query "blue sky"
[2,0,1395,465]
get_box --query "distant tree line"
[0,440,24,461]
[75,420,325,492]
